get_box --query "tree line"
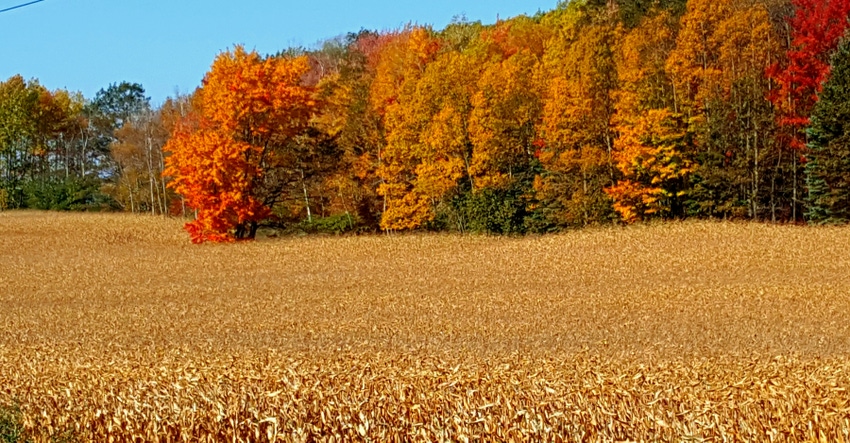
[3,0,850,241]
[0,78,184,214]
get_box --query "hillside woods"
[3,0,850,242]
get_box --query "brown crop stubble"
[1,211,850,441]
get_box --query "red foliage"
[479,18,548,59]
[767,0,850,149]
[353,30,401,72]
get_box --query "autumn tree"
[536,6,620,227]
[451,17,549,233]
[164,46,316,243]
[606,109,694,222]
[109,108,171,215]
[370,27,445,230]
[87,83,151,181]
[768,0,850,146]
[0,76,106,210]
[766,0,850,220]
[410,50,479,226]
[0,76,41,207]
[608,10,694,222]
[310,31,397,230]
[615,11,678,113]
[666,0,783,220]
[469,19,546,191]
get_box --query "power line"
[0,0,46,14]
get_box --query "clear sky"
[0,0,556,105]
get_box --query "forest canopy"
[3,0,850,242]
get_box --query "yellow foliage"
[607,109,695,222]
[665,0,776,112]
[469,50,542,189]
[540,76,593,152]
[713,5,780,90]
[665,0,734,109]
[615,11,677,113]
[377,189,433,230]
[313,72,350,139]
[375,35,479,231]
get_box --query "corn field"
[2,212,850,441]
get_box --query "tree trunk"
[792,153,797,222]
[235,221,259,240]
[159,138,169,215]
[128,183,135,214]
[771,150,781,223]
[147,135,156,216]
[301,168,312,223]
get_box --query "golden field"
[1,211,850,442]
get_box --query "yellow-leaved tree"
[469,18,546,190]
[536,7,621,226]
[606,109,694,222]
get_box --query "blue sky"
[0,0,556,105]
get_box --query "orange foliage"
[469,50,542,189]
[665,0,734,111]
[165,122,267,243]
[606,109,694,223]
[372,27,472,231]
[164,46,316,243]
[200,46,315,142]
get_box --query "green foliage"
[0,182,24,210]
[432,188,530,234]
[0,403,26,443]
[806,38,850,224]
[21,177,114,211]
[90,82,150,131]
[300,213,360,234]
[805,152,832,222]
[559,0,687,26]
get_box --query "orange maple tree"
[164,46,316,243]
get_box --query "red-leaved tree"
[767,0,850,149]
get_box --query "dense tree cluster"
[0,78,183,214]
[4,0,850,241]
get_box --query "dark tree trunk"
[235,221,259,240]
[235,224,246,240]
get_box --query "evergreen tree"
[806,38,850,223]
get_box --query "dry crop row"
[2,212,850,441]
[3,349,850,442]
